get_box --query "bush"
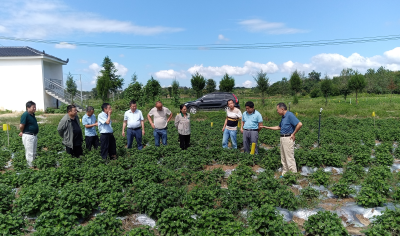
[45,107,55,113]
[280,171,299,185]
[69,213,123,235]
[300,186,319,200]
[248,204,301,235]
[293,95,299,104]
[331,180,354,198]
[363,208,400,236]
[310,88,322,98]
[311,168,331,186]
[0,184,14,213]
[0,213,26,236]
[352,153,372,167]
[0,149,11,171]
[157,207,195,235]
[125,226,156,236]
[15,183,58,215]
[131,182,183,219]
[356,186,386,207]
[342,163,365,183]
[304,211,349,236]
[33,209,78,235]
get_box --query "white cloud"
[238,19,306,34]
[218,34,229,41]
[113,62,128,77]
[55,42,76,49]
[154,69,187,79]
[88,62,128,84]
[279,48,400,76]
[384,47,400,63]
[187,61,279,78]
[78,59,88,64]
[119,54,125,58]
[242,80,253,88]
[0,0,184,38]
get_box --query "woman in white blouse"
[174,104,191,150]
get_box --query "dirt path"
[0,112,22,118]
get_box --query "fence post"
[318,108,322,147]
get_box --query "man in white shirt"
[222,99,242,149]
[98,103,117,160]
[147,101,172,146]
[122,100,145,150]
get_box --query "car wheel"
[189,106,197,114]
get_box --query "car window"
[214,94,225,100]
[225,94,233,100]
[203,94,215,100]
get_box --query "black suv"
[185,92,240,114]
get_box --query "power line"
[0,34,399,50]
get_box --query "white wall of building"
[0,58,45,111]
[43,60,63,109]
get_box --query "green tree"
[161,89,168,99]
[205,79,217,93]
[167,87,172,98]
[144,76,161,102]
[308,70,321,81]
[320,76,332,106]
[96,56,124,102]
[219,73,235,92]
[387,78,397,102]
[290,70,302,95]
[348,72,366,104]
[190,72,206,98]
[124,77,145,106]
[171,79,180,108]
[253,70,269,106]
[65,72,78,104]
[91,87,98,99]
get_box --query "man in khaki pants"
[262,103,302,177]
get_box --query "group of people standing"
[18,99,302,177]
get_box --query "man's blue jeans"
[154,128,167,146]
[222,129,237,149]
[127,128,143,150]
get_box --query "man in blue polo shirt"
[122,100,145,150]
[262,102,303,176]
[82,106,99,151]
[98,103,117,160]
[240,101,263,154]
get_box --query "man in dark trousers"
[98,103,117,160]
[82,106,99,151]
[57,105,83,157]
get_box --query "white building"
[0,46,78,111]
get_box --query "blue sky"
[1,0,400,90]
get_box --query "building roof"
[0,46,68,64]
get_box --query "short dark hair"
[277,103,287,110]
[179,104,186,111]
[227,99,234,105]
[156,101,162,104]
[129,100,137,106]
[101,103,110,111]
[67,105,76,113]
[245,101,254,108]
[86,106,94,112]
[26,101,36,109]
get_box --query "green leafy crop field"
[1,111,400,235]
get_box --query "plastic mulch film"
[132,214,156,228]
